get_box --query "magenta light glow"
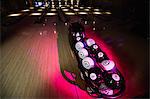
[84,27,146,98]
[27,25,93,98]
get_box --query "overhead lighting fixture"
[94,9,100,11]
[78,12,88,14]
[80,7,84,9]
[87,7,91,9]
[8,13,22,17]
[74,9,79,11]
[46,13,56,15]
[40,7,45,9]
[30,13,41,16]
[29,7,34,9]
[51,9,56,11]
[61,7,66,9]
[38,9,43,11]
[93,12,102,15]
[21,9,30,12]
[65,12,75,15]
[84,9,90,11]
[62,9,69,11]
[105,12,112,14]
[71,6,73,9]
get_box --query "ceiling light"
[93,12,102,14]
[8,13,22,17]
[65,12,75,15]
[46,13,56,15]
[30,13,41,16]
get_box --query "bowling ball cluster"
[69,22,125,98]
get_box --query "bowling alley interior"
[1,0,149,98]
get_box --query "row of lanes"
[7,6,111,17]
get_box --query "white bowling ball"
[112,73,120,81]
[78,48,88,59]
[98,52,104,58]
[93,44,98,49]
[86,38,95,47]
[90,73,97,80]
[75,41,84,51]
[101,60,115,71]
[82,57,95,69]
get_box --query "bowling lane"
[1,15,77,98]
[1,16,59,97]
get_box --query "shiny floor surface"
[1,13,149,98]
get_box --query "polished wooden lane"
[1,15,93,99]
[1,16,60,98]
